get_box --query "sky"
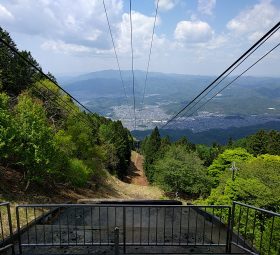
[0,0,280,77]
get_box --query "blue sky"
[0,0,280,76]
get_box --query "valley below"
[59,70,280,143]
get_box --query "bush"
[208,148,253,185]
[0,93,16,162]
[153,145,211,197]
[13,94,61,182]
[66,158,93,187]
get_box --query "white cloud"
[0,0,165,58]
[116,11,162,55]
[157,0,178,11]
[0,0,123,50]
[174,20,214,43]
[198,0,216,15]
[206,34,228,49]
[41,40,91,54]
[0,4,14,21]
[227,0,280,41]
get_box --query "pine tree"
[143,126,161,181]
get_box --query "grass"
[1,204,48,240]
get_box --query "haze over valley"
[59,70,280,140]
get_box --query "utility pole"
[230,161,238,181]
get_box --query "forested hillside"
[141,127,280,254]
[0,27,133,190]
[141,127,280,211]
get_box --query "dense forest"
[141,127,280,254]
[0,27,133,189]
[141,127,280,210]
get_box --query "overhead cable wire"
[32,85,72,116]
[33,81,91,126]
[161,21,280,129]
[30,79,96,127]
[129,0,137,130]
[102,0,130,105]
[141,0,160,105]
[31,84,91,127]
[0,36,94,116]
[173,26,280,123]
[0,36,96,127]
[181,41,280,121]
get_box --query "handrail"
[233,201,280,217]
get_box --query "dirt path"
[124,151,149,186]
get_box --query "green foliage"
[153,145,211,196]
[30,79,71,125]
[174,136,196,152]
[208,148,253,185]
[0,27,42,95]
[13,93,60,182]
[141,127,161,181]
[244,129,280,156]
[98,120,132,178]
[0,93,16,162]
[99,143,119,174]
[66,113,97,159]
[204,154,280,254]
[196,143,223,166]
[54,130,76,157]
[206,155,280,210]
[65,158,93,187]
[0,89,133,187]
[0,27,134,189]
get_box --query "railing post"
[16,206,22,255]
[123,207,126,254]
[7,203,15,255]
[226,206,232,253]
[229,202,236,253]
[114,227,119,255]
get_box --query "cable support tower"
[181,41,280,121]
[141,0,159,105]
[161,21,280,129]
[129,0,137,130]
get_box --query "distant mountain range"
[58,70,280,132]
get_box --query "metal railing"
[0,202,15,254]
[15,204,231,254]
[231,201,280,255]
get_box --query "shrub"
[66,158,92,187]
[153,145,211,197]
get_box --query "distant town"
[110,104,280,131]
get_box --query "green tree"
[142,126,161,181]
[13,93,60,183]
[175,136,196,152]
[208,148,253,185]
[196,143,222,166]
[0,27,42,95]
[153,145,211,196]
[99,120,132,178]
[246,129,268,156]
[266,130,280,155]
[0,93,17,164]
